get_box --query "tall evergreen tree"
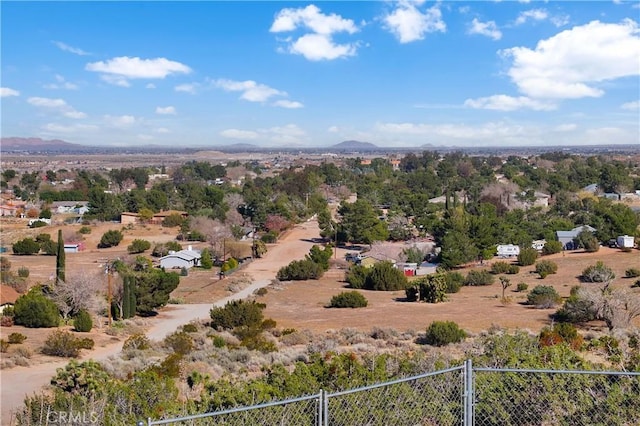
[129,280,137,318]
[122,276,131,319]
[55,229,66,284]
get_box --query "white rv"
[617,235,635,249]
[496,244,520,258]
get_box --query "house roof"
[0,285,20,305]
[160,249,201,262]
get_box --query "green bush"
[365,261,408,291]
[210,300,266,330]
[444,271,464,293]
[12,238,40,255]
[625,268,640,278]
[491,261,511,274]
[29,220,48,228]
[345,264,368,289]
[517,247,539,266]
[554,286,597,324]
[42,330,93,357]
[14,289,61,328]
[535,260,558,279]
[581,261,615,283]
[516,282,529,292]
[7,332,27,344]
[542,240,563,255]
[78,226,92,234]
[507,265,520,274]
[163,331,193,355]
[123,334,151,351]
[200,248,213,269]
[17,266,30,278]
[73,310,93,332]
[277,259,324,280]
[329,291,368,308]
[127,239,151,254]
[162,213,185,228]
[0,339,8,353]
[99,230,123,248]
[261,232,278,243]
[406,274,447,303]
[211,335,226,348]
[464,270,494,286]
[255,287,268,296]
[424,321,466,346]
[527,285,562,308]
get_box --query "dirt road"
[0,219,322,424]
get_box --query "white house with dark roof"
[159,246,202,270]
[556,225,596,250]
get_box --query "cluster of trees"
[276,245,333,281]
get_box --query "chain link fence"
[147,362,640,425]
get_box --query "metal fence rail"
[146,361,640,426]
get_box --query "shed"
[64,243,83,253]
[397,262,418,276]
[160,248,202,270]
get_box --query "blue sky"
[1,1,639,148]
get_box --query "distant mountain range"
[1,137,85,151]
[329,140,379,151]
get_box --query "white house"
[159,246,202,270]
[496,244,520,258]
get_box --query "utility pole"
[103,260,114,326]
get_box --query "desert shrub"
[307,245,333,271]
[575,230,599,252]
[633,279,640,288]
[73,310,93,332]
[424,321,466,346]
[491,261,511,274]
[255,287,268,296]
[12,238,40,255]
[127,239,151,254]
[516,282,529,292]
[535,260,558,279]
[7,332,27,344]
[345,264,368,289]
[407,274,447,303]
[164,331,193,355]
[507,265,520,274]
[186,230,207,242]
[17,267,29,278]
[444,271,464,293]
[40,239,58,255]
[210,300,265,330]
[364,261,408,291]
[277,259,324,280]
[29,220,48,228]
[1,316,13,327]
[464,270,494,286]
[625,268,640,278]
[539,323,583,350]
[517,247,538,266]
[182,323,198,333]
[554,286,597,324]
[581,261,615,283]
[123,333,151,351]
[98,230,123,248]
[0,340,8,353]
[527,285,561,308]
[162,213,185,228]
[329,291,368,308]
[13,288,61,328]
[212,335,226,348]
[78,226,92,234]
[42,330,93,357]
[261,232,278,243]
[542,240,563,255]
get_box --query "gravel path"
[0,219,319,424]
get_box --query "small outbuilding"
[617,235,635,249]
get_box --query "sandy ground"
[0,218,322,425]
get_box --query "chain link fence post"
[464,359,474,426]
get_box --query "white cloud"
[501,19,640,99]
[270,4,360,61]
[220,129,259,140]
[156,106,177,115]
[28,97,86,118]
[175,83,198,94]
[213,79,285,102]
[146,83,156,89]
[550,15,570,28]
[43,123,98,133]
[264,124,308,144]
[464,95,556,111]
[273,100,304,109]
[1,87,20,97]
[270,4,358,35]
[328,126,339,133]
[104,115,136,128]
[28,97,67,108]
[44,74,78,90]
[375,121,528,141]
[288,33,358,61]
[468,18,502,40]
[86,56,191,86]
[155,127,170,133]
[515,9,548,25]
[383,2,446,44]
[621,100,640,110]
[52,41,89,56]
